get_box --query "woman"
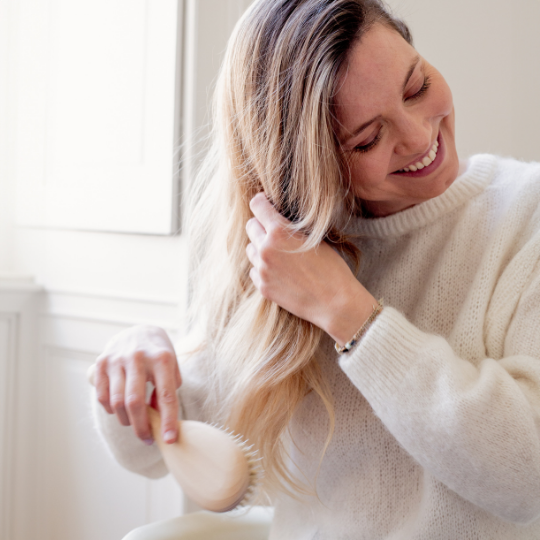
[93,0,540,538]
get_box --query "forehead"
[335,24,416,136]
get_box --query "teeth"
[397,140,439,173]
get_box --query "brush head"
[148,407,261,512]
[87,363,262,512]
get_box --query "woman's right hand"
[94,325,182,445]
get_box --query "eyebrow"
[343,55,421,145]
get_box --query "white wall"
[387,0,540,162]
[0,0,16,274]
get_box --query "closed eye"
[406,76,431,102]
[352,130,382,154]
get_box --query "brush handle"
[87,364,251,512]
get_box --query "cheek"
[437,86,456,143]
[349,154,390,197]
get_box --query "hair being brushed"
[186,0,412,498]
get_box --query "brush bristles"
[210,423,264,509]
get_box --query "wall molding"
[45,287,180,306]
[44,289,183,329]
[0,313,18,540]
[0,280,42,540]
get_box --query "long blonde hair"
[186,0,412,496]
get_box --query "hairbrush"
[87,364,261,512]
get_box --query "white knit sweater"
[94,154,540,539]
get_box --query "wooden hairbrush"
[87,364,261,512]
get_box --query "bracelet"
[334,299,384,354]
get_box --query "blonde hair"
[186,0,412,497]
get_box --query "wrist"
[334,299,383,353]
[321,281,378,346]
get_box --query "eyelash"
[353,131,383,154]
[353,75,432,154]
[407,75,431,102]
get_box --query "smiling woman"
[91,1,540,539]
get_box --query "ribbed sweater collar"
[346,154,497,239]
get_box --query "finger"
[249,192,288,231]
[246,242,259,266]
[124,363,153,443]
[246,217,267,246]
[153,353,180,444]
[249,267,262,290]
[156,330,182,388]
[173,361,182,389]
[109,364,130,426]
[95,359,113,414]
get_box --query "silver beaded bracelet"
[334,299,384,354]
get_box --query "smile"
[397,140,439,172]
[392,133,445,177]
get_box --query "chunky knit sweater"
[94,154,540,539]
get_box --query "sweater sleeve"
[339,293,540,525]
[91,389,170,479]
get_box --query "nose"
[393,111,433,157]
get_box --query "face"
[334,24,460,217]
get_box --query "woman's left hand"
[246,193,377,345]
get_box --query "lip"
[391,132,445,178]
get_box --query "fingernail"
[164,430,176,443]
[143,439,154,446]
